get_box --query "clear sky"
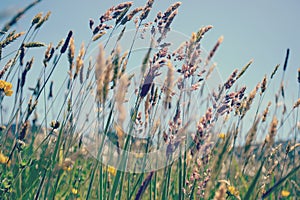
[1,0,299,93]
[1,0,299,141]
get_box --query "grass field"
[0,1,299,199]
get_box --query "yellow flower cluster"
[0,80,13,96]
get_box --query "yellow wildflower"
[281,190,290,197]
[218,133,226,140]
[227,185,239,197]
[107,165,117,176]
[4,81,12,91]
[0,152,10,166]
[71,188,78,195]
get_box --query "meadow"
[0,0,299,199]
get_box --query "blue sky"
[1,0,299,141]
[1,0,299,93]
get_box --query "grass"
[0,0,300,199]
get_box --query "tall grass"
[0,1,299,199]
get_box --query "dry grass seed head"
[205,36,223,66]
[163,61,175,109]
[262,102,271,122]
[196,25,213,43]
[236,59,253,80]
[95,44,105,101]
[0,59,13,79]
[260,75,267,94]
[0,31,25,48]
[68,37,75,66]
[140,0,155,20]
[264,116,278,150]
[34,11,51,30]
[74,42,85,79]
[116,74,129,124]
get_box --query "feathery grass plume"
[241,83,260,118]
[260,75,267,94]
[262,102,271,122]
[68,37,75,68]
[102,56,113,103]
[34,11,51,30]
[114,2,133,11]
[213,183,226,200]
[1,0,41,32]
[60,30,73,54]
[24,42,45,48]
[162,2,181,20]
[43,43,54,67]
[95,44,105,102]
[116,74,129,126]
[31,12,43,26]
[283,48,290,71]
[163,61,175,109]
[270,64,280,79]
[196,25,213,43]
[120,7,143,25]
[74,42,85,79]
[236,59,253,80]
[92,31,106,42]
[0,59,13,79]
[264,116,278,150]
[140,0,155,21]
[111,45,121,88]
[99,6,115,23]
[115,3,133,25]
[163,9,178,31]
[0,31,25,48]
[21,57,34,88]
[224,69,238,89]
[293,98,300,109]
[205,36,223,66]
